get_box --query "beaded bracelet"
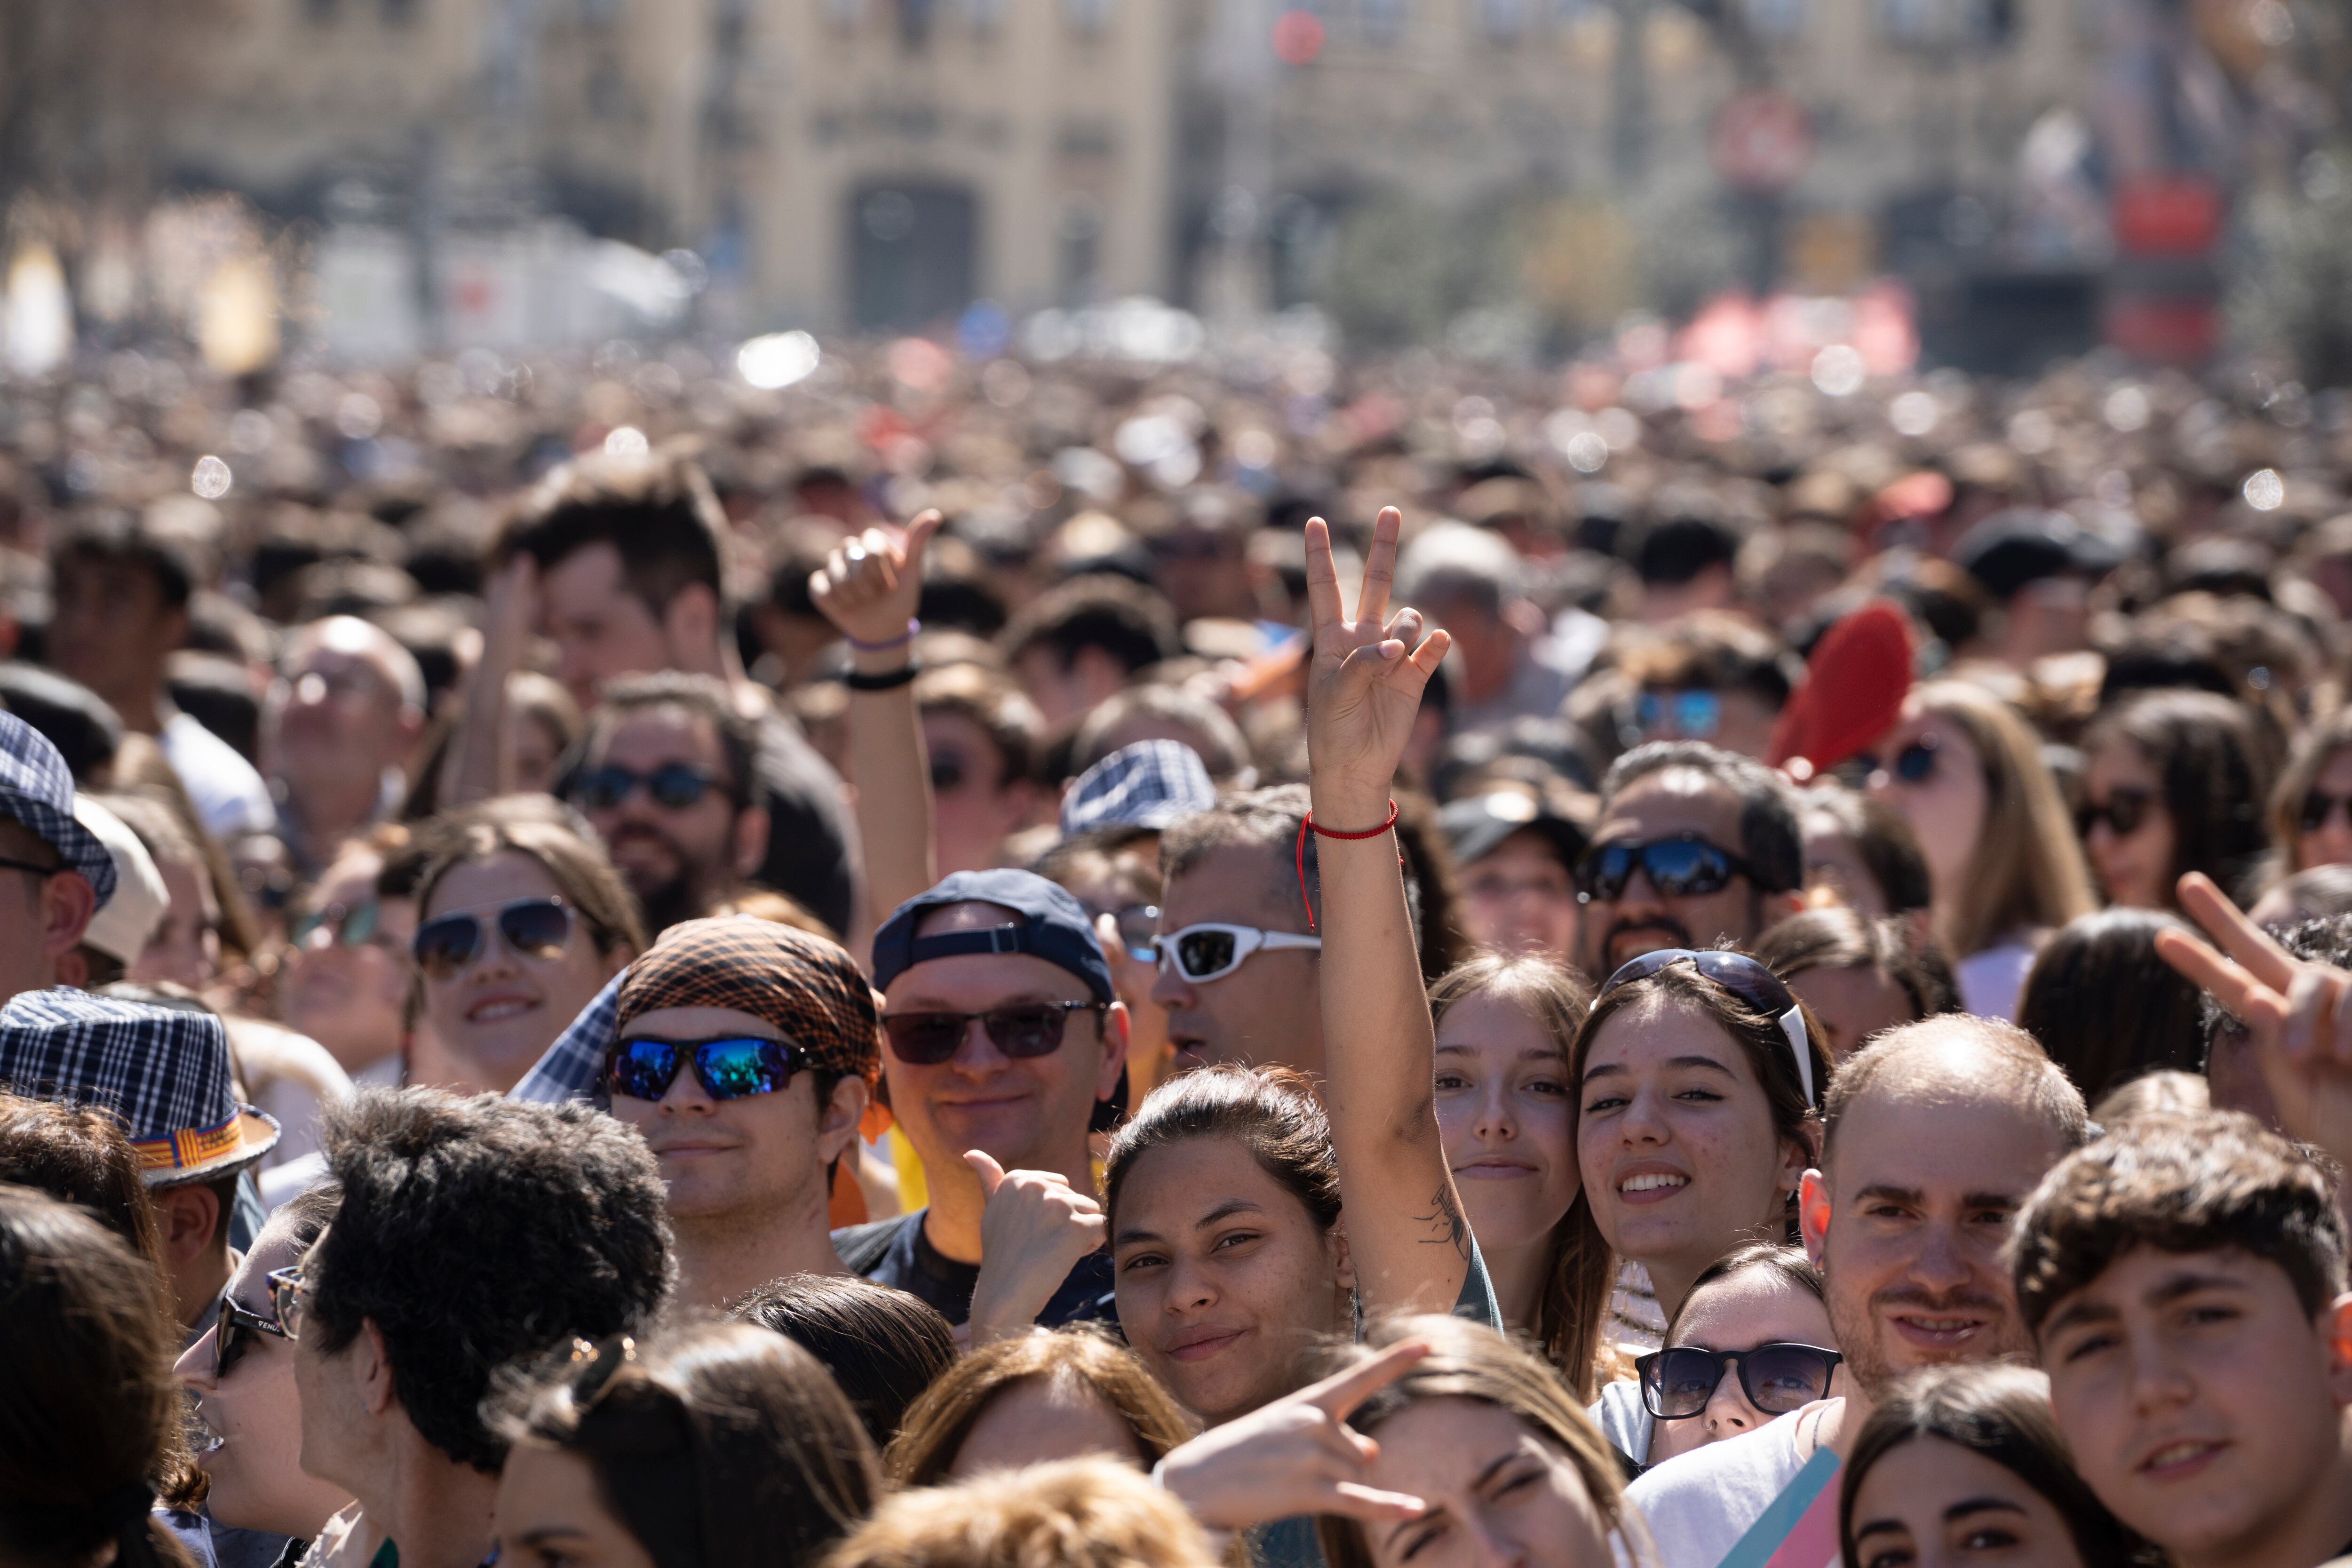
[844,618,920,653]
[1293,801,1400,932]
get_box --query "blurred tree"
[2231,149,2352,388]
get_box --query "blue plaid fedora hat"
[1060,739,1217,836]
[0,712,115,904]
[0,988,278,1186]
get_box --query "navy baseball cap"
[872,869,1116,1003]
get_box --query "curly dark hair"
[309,1088,674,1472]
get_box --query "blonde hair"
[1911,680,2095,957]
[883,1329,1196,1487]
[827,1456,1218,1568]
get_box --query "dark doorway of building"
[850,183,978,331]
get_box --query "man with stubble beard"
[1574,740,1805,981]
[1627,1015,2088,1568]
[568,673,772,939]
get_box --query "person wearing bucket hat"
[834,869,1128,1337]
[0,710,117,1005]
[1059,739,1218,837]
[603,916,881,1309]
[0,985,279,1331]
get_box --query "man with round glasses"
[1574,739,1806,980]
[834,868,1129,1332]
[568,672,772,939]
[601,916,877,1308]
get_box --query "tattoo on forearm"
[1416,1181,1471,1262]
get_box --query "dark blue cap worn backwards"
[871,868,1115,1003]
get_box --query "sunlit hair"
[734,1273,956,1449]
[0,1090,165,1277]
[2016,908,2206,1103]
[1821,1015,2088,1174]
[1906,681,2095,957]
[883,1328,1195,1487]
[826,1456,1219,1568]
[1839,1365,2140,1568]
[1103,1062,1338,1235]
[0,1187,199,1568]
[495,1321,878,1568]
[2269,702,2352,872]
[1427,954,1612,1400]
[1663,1241,1823,1346]
[1314,1316,1633,1568]
[1749,906,1959,1039]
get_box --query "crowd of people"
[0,335,2349,1568]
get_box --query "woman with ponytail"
[0,1184,201,1568]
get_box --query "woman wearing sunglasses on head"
[412,815,643,1093]
[1839,1364,2138,1568]
[175,1185,353,1556]
[1568,943,1829,1345]
[491,1321,880,1568]
[1593,1242,1842,1470]
[1859,682,2096,1020]
[2079,690,2273,913]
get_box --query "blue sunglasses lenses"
[608,1037,795,1101]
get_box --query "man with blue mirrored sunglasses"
[601,916,880,1308]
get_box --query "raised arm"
[441,554,535,807]
[2156,870,2352,1170]
[809,510,942,948]
[1303,506,1465,1316]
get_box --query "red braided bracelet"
[1293,801,1400,932]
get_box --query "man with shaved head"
[267,615,428,877]
[1627,1015,2089,1568]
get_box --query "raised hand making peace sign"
[2156,870,2352,1168]
[1152,1338,1433,1530]
[1305,507,1451,828]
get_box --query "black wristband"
[842,661,920,692]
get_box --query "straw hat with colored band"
[0,987,278,1186]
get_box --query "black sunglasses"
[213,1291,289,1378]
[2078,787,2155,839]
[880,1002,1104,1066]
[412,897,574,981]
[572,763,730,812]
[1575,834,1757,904]
[606,1035,810,1102]
[1597,947,1818,1105]
[1636,1343,1843,1420]
[1849,737,1940,786]
[2300,789,2352,834]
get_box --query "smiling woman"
[1568,953,1828,1329]
[412,813,643,1093]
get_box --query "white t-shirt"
[159,711,276,841]
[1955,939,2036,1022]
[1625,1403,1837,1568]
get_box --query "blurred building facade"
[61,0,2131,341]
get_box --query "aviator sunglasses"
[571,763,730,812]
[1636,1343,1843,1420]
[411,896,575,981]
[1574,835,1758,906]
[606,1035,810,1102]
[879,1002,1106,1065]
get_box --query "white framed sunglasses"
[1157,922,1323,984]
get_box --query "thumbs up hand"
[963,1150,1109,1345]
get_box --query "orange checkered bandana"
[614,917,880,1084]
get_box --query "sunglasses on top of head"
[2077,787,2155,839]
[411,897,575,981]
[879,1001,1107,1066]
[606,1035,811,1102]
[1573,835,1758,905]
[1635,1343,1843,1420]
[1597,947,1819,1106]
[570,763,730,813]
